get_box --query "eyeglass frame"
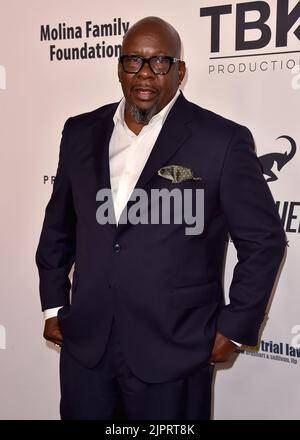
[118,54,182,75]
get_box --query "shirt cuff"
[44,306,63,320]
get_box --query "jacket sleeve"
[217,125,286,345]
[36,119,76,311]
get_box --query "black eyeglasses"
[118,55,181,75]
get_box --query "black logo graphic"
[259,135,297,182]
[200,1,300,53]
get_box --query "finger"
[44,334,63,345]
[44,330,63,342]
[53,332,63,343]
[50,338,62,347]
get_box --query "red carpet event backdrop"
[0,0,299,419]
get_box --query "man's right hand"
[43,316,63,346]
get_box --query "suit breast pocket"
[171,280,221,309]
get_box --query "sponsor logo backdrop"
[0,0,299,419]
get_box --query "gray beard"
[128,103,158,125]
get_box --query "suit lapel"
[91,93,193,190]
[91,103,118,229]
[133,93,193,192]
[91,94,195,231]
[91,104,117,192]
[117,93,194,231]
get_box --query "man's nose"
[137,60,155,78]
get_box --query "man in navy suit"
[36,17,286,420]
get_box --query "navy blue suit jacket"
[36,93,286,382]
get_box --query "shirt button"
[113,243,121,253]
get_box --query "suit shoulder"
[186,98,251,138]
[63,101,119,132]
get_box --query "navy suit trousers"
[60,319,214,420]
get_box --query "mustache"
[131,85,159,93]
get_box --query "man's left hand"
[209,331,237,364]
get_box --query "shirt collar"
[113,89,181,132]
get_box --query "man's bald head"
[122,17,182,58]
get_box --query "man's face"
[118,25,186,124]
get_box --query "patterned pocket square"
[158,165,201,183]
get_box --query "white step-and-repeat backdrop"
[0,0,299,419]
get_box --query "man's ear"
[178,61,186,83]
[117,63,122,82]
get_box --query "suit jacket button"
[113,243,121,253]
